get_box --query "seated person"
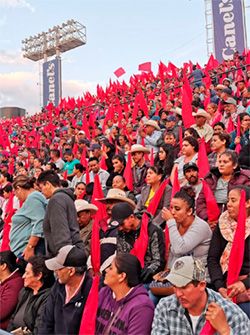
[96,254,154,335]
[151,256,250,334]
[0,251,23,330]
[208,186,250,318]
[7,255,55,334]
[135,166,171,226]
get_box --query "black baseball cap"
[111,202,134,225]
[183,162,199,174]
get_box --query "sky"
[0,0,250,115]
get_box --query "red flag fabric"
[200,321,216,335]
[130,213,149,268]
[226,117,235,133]
[182,87,195,128]
[62,170,68,181]
[147,179,169,216]
[123,152,133,191]
[197,138,210,178]
[227,190,246,302]
[235,116,241,154]
[0,193,15,251]
[99,155,107,171]
[138,62,152,72]
[78,275,100,335]
[171,168,180,199]
[114,67,125,78]
[201,180,221,222]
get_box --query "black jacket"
[43,188,86,267]
[38,273,92,335]
[7,287,51,334]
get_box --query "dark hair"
[46,162,58,171]
[114,254,141,287]
[148,166,165,181]
[239,112,249,122]
[212,133,231,148]
[88,157,99,164]
[2,184,13,194]
[75,181,86,189]
[182,136,199,153]
[85,182,94,195]
[0,250,18,272]
[28,255,55,288]
[13,175,35,190]
[37,170,61,187]
[2,172,13,183]
[164,130,177,139]
[61,180,69,188]
[51,149,60,158]
[112,154,126,166]
[173,186,196,213]
[230,186,250,201]
[219,150,238,166]
[184,128,200,140]
[213,121,225,130]
[154,144,174,176]
[74,163,85,173]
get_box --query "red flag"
[227,190,246,302]
[197,138,210,178]
[200,322,215,335]
[138,62,151,72]
[182,87,195,128]
[114,67,125,78]
[123,152,133,191]
[99,155,107,171]
[0,193,15,251]
[78,275,100,335]
[171,168,180,199]
[62,170,68,181]
[147,179,169,216]
[235,116,241,154]
[150,148,154,166]
[80,147,88,168]
[202,180,220,222]
[226,117,235,133]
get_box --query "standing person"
[96,254,154,335]
[38,246,92,335]
[10,175,47,261]
[37,170,87,267]
[151,256,250,335]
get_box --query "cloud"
[0,50,29,65]
[0,0,35,12]
[0,71,101,115]
[0,15,7,27]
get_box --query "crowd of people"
[0,50,250,334]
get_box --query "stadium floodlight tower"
[21,19,86,107]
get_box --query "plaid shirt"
[151,288,250,335]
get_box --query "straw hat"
[96,188,136,208]
[75,200,98,214]
[192,109,210,119]
[144,119,160,130]
[130,144,150,154]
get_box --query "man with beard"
[183,162,202,200]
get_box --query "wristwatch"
[27,244,35,249]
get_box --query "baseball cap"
[166,115,177,122]
[111,202,134,225]
[45,245,74,271]
[78,130,85,135]
[223,97,237,105]
[88,143,101,151]
[221,87,232,95]
[166,256,206,287]
[183,162,199,174]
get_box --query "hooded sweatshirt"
[96,284,154,335]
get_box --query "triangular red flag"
[226,117,235,133]
[0,193,16,251]
[197,138,210,178]
[182,87,195,128]
[62,170,68,181]
[227,190,246,302]
[235,116,241,154]
[202,180,221,222]
[114,67,126,78]
[138,62,152,72]
[171,168,180,199]
[123,152,133,191]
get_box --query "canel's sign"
[212,0,247,62]
[43,57,61,107]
